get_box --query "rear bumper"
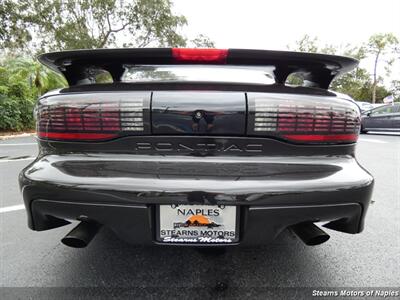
[20,154,374,246]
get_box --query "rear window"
[122,65,276,84]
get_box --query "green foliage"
[0,0,215,132]
[367,33,399,58]
[366,33,399,102]
[0,0,213,52]
[189,34,215,48]
[285,73,305,86]
[390,80,400,102]
[0,95,33,131]
[288,34,398,102]
[290,35,319,53]
[0,57,66,131]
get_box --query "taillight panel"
[37,92,151,141]
[247,93,360,144]
[37,91,360,144]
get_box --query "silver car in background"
[361,103,400,133]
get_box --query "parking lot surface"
[0,134,399,299]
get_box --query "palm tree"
[3,56,67,96]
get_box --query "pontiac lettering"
[134,142,262,152]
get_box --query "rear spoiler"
[38,48,358,89]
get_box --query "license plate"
[157,205,238,244]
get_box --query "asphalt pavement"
[0,133,399,299]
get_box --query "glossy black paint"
[20,134,374,246]
[37,136,356,157]
[38,48,358,88]
[19,83,374,247]
[62,82,336,96]
[29,200,363,246]
[152,92,246,135]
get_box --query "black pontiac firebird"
[19,48,374,248]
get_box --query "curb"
[0,132,36,141]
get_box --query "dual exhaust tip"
[290,222,330,246]
[61,221,101,248]
[61,221,329,248]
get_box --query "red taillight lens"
[249,94,360,144]
[281,134,359,142]
[37,93,148,141]
[38,132,118,140]
[172,48,228,64]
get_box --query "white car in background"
[371,103,386,109]
[356,101,374,112]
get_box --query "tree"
[0,1,32,52]
[189,34,215,48]
[390,80,400,102]
[366,33,399,103]
[0,56,68,130]
[288,36,369,99]
[329,46,370,100]
[4,56,67,95]
[287,34,395,102]
[0,55,68,130]
[290,34,319,53]
[0,0,213,53]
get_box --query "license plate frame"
[156,204,240,244]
